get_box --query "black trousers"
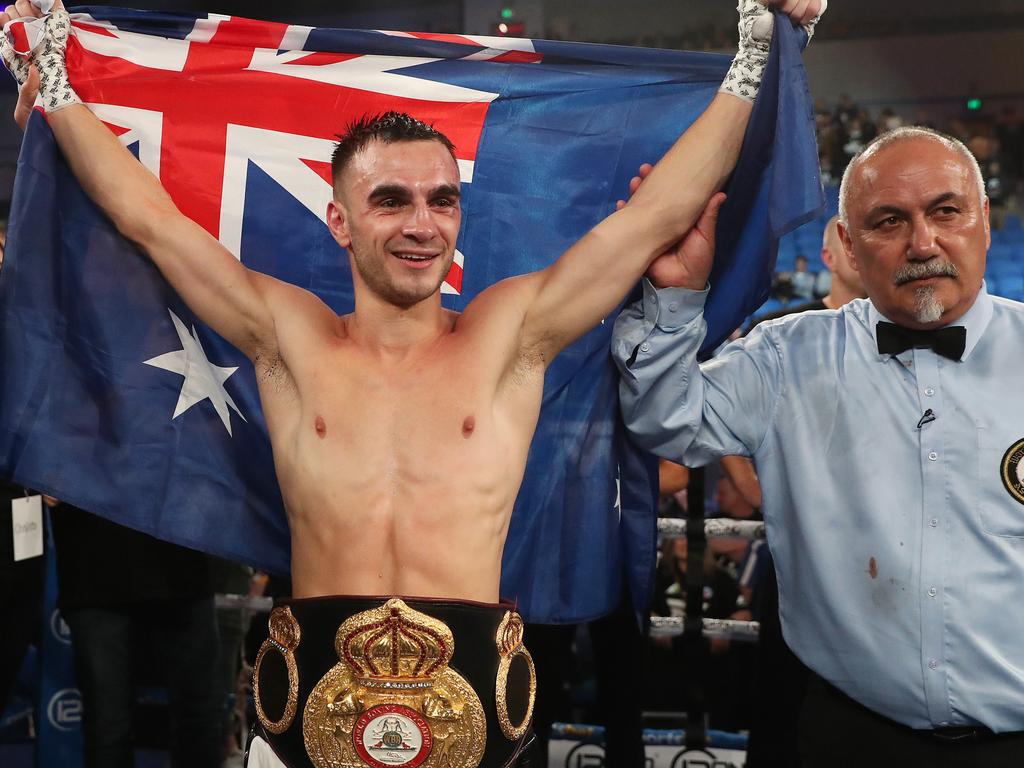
[64,597,223,768]
[0,558,44,715]
[798,675,1024,768]
[527,595,646,767]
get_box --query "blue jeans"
[63,596,223,768]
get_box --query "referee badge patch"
[1000,438,1024,506]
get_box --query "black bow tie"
[876,322,966,361]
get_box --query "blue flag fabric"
[0,8,821,623]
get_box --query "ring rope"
[658,517,765,541]
[651,616,760,642]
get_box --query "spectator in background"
[879,108,903,133]
[650,533,750,730]
[995,105,1022,196]
[49,499,223,768]
[969,132,1009,227]
[754,216,867,328]
[709,470,760,570]
[789,254,816,301]
[816,109,842,184]
[841,113,877,169]
[834,93,859,127]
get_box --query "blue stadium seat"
[994,274,1024,299]
[753,297,785,317]
[987,244,1017,263]
[989,260,1022,278]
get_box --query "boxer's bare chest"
[258,317,542,548]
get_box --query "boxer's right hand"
[0,0,62,130]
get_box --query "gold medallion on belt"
[303,598,486,768]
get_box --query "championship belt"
[253,596,536,768]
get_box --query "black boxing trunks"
[247,595,537,768]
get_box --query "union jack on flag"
[0,6,822,622]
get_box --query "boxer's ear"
[327,200,351,249]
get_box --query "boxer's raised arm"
[517,92,748,363]
[44,103,283,362]
[3,4,285,364]
[515,0,823,365]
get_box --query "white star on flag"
[143,309,246,436]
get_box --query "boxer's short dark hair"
[331,112,457,186]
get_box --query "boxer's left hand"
[767,0,826,38]
[0,0,58,26]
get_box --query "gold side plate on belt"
[254,606,302,734]
[303,598,486,768]
[495,611,536,741]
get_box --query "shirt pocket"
[977,422,1024,538]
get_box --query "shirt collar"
[866,282,994,363]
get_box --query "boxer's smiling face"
[839,137,989,329]
[328,138,461,308]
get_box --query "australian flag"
[0,7,821,623]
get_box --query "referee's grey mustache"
[893,261,960,286]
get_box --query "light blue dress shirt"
[613,280,1024,732]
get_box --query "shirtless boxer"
[2,1,822,765]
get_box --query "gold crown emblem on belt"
[303,598,486,768]
[341,598,454,688]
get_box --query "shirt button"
[924,387,935,396]
[649,295,657,304]
[927,587,938,597]
[928,659,939,670]
[929,518,939,528]
[668,302,678,312]
[928,451,939,461]
[640,342,650,353]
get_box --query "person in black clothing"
[49,500,223,768]
[0,478,45,718]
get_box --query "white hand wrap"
[35,8,81,112]
[0,21,32,86]
[719,0,775,102]
[719,0,825,103]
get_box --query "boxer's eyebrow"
[368,184,412,202]
[430,184,461,201]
